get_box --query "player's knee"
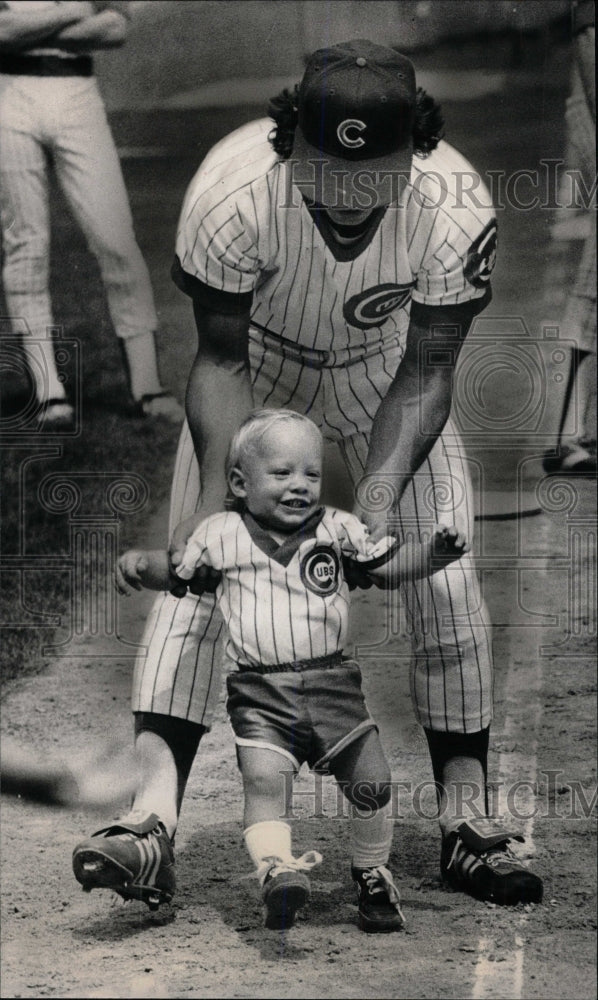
[343,779,391,811]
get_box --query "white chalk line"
[470,596,545,999]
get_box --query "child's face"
[231,422,322,532]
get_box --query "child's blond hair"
[225,409,322,481]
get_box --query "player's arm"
[51,5,129,50]
[0,2,88,50]
[355,298,483,538]
[169,298,254,567]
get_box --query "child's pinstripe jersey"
[175,506,388,668]
[174,119,496,365]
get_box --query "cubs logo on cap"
[291,39,416,209]
[300,545,340,595]
[337,119,367,148]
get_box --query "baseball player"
[78,408,468,931]
[0,1,182,424]
[73,39,543,911]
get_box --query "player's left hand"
[351,504,392,545]
[431,525,469,567]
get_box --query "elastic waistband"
[0,55,94,77]
[237,651,344,675]
[249,323,401,371]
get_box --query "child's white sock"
[350,800,394,869]
[244,820,294,872]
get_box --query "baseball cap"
[290,39,416,211]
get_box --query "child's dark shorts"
[226,652,377,773]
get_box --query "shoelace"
[446,836,518,874]
[484,845,522,870]
[362,865,406,924]
[253,850,323,886]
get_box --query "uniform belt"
[250,322,401,370]
[251,324,332,369]
[237,650,344,674]
[0,55,94,77]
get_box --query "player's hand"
[351,503,393,545]
[168,512,206,569]
[168,516,223,598]
[115,550,148,596]
[167,559,222,598]
[430,525,469,568]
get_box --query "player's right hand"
[168,516,222,597]
[115,550,148,596]
[169,512,206,569]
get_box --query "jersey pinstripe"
[175,119,496,363]
[175,507,385,668]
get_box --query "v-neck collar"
[303,197,387,262]
[242,507,326,566]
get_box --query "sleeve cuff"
[171,256,254,314]
[411,286,492,325]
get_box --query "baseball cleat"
[133,391,184,423]
[257,851,322,930]
[72,811,175,909]
[352,864,405,933]
[441,818,543,905]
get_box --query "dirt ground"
[1,29,597,1000]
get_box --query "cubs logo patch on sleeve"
[344,283,415,329]
[464,219,497,289]
[300,545,340,595]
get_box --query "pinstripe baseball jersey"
[175,505,392,668]
[173,119,496,364]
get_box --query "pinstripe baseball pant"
[0,75,157,403]
[132,329,493,734]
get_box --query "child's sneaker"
[441,818,543,905]
[352,864,405,932]
[72,811,175,910]
[257,851,322,930]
